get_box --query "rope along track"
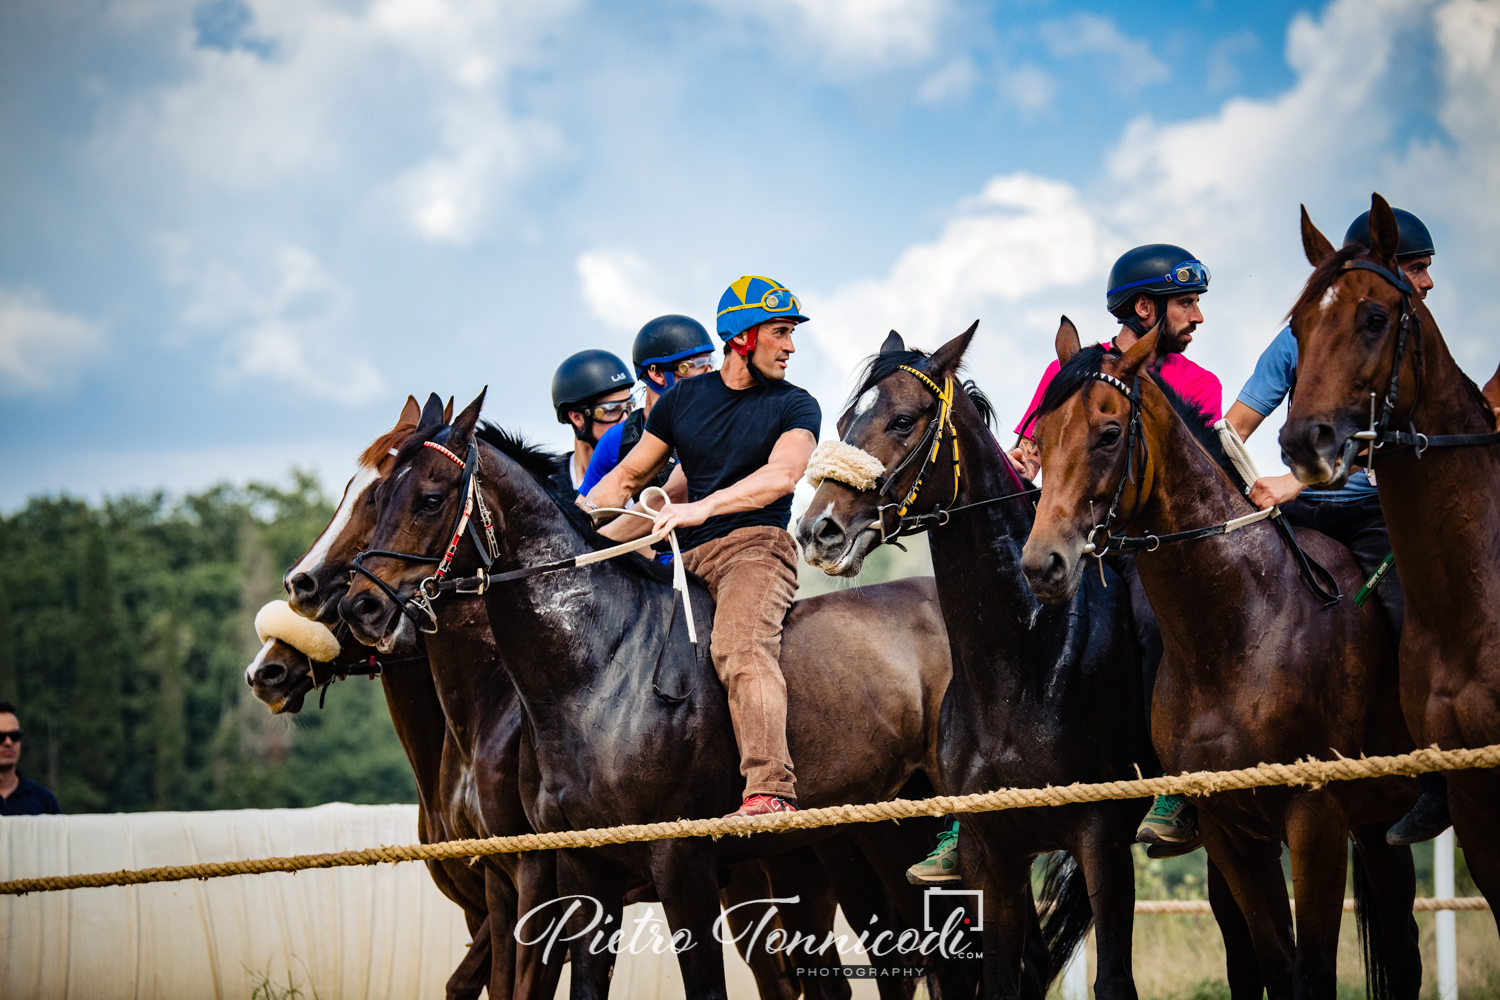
[1134,898,1490,915]
[5,744,1498,896]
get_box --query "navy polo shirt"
[0,773,60,816]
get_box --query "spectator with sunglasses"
[0,701,59,816]
[579,314,717,499]
[550,349,636,497]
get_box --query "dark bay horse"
[797,327,1144,1000]
[1279,193,1500,921]
[277,394,925,1000]
[1020,321,1421,999]
[337,390,1030,1000]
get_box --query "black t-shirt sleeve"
[643,384,677,449]
[781,388,821,442]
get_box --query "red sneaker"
[726,794,798,818]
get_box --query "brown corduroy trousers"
[681,525,799,802]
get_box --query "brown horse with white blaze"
[1020,319,1421,999]
[1279,192,1500,920]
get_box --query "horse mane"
[1034,344,1237,481]
[358,424,421,468]
[848,347,996,429]
[473,421,674,586]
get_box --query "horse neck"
[1127,384,1269,640]
[1371,314,1500,615]
[924,396,1049,681]
[378,666,449,808]
[462,444,652,712]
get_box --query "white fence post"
[1435,827,1458,1000]
[1062,933,1088,1000]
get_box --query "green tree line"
[0,475,416,813]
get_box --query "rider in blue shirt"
[1225,206,1445,846]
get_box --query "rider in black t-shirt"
[585,276,819,818]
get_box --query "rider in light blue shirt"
[1225,205,1444,846]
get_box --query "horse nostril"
[255,662,287,687]
[1045,552,1065,583]
[815,517,845,545]
[287,572,316,600]
[350,594,383,624]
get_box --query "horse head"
[244,600,346,713]
[342,389,510,656]
[1280,193,1430,487]
[797,322,979,576]
[1021,318,1159,603]
[284,393,450,620]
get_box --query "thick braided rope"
[1134,898,1490,915]
[5,743,1497,896]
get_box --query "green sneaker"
[1136,795,1197,845]
[906,821,962,885]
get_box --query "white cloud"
[800,0,1500,475]
[96,0,571,241]
[576,250,678,333]
[919,55,978,104]
[999,62,1055,117]
[1039,14,1169,91]
[165,242,384,404]
[0,290,105,394]
[710,0,949,75]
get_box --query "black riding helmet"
[1105,244,1210,336]
[552,349,632,423]
[1344,208,1435,261]
[633,315,714,387]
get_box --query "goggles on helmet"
[1107,259,1211,299]
[582,399,634,423]
[651,354,714,378]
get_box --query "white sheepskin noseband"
[254,601,341,663]
[805,440,886,491]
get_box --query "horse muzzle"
[1279,416,1353,490]
[796,500,877,577]
[1021,537,1083,604]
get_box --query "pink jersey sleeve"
[1014,359,1062,439]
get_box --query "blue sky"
[2,0,1497,508]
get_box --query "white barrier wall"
[0,804,471,1000]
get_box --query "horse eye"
[420,494,444,511]
[889,415,915,433]
[1097,427,1122,448]
[1365,309,1387,333]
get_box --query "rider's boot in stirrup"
[1386,772,1452,845]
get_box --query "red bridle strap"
[423,441,465,467]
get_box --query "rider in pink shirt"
[1009,243,1220,479]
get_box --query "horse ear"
[418,393,446,431]
[926,321,979,379]
[880,330,905,354]
[449,388,487,448]
[1117,324,1158,382]
[443,396,454,423]
[1301,205,1336,267]
[1055,316,1081,365]
[1367,193,1400,264]
[397,395,421,429]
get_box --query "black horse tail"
[1036,852,1094,992]
[1352,846,1394,1000]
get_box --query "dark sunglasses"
[0,730,22,744]
[585,399,635,423]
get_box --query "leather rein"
[1077,369,1342,606]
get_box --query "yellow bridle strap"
[894,367,962,515]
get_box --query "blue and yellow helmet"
[715,276,810,341]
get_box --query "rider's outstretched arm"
[583,432,672,514]
[651,429,815,535]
